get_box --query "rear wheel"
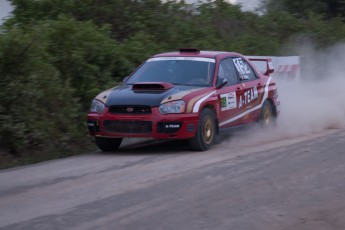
[189,108,217,151]
[259,100,275,127]
[95,137,122,152]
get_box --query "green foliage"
[0,17,120,164]
[1,0,345,168]
[303,14,345,47]
[40,16,120,109]
[264,0,345,20]
[0,26,82,154]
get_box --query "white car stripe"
[148,57,216,63]
[219,77,272,127]
[193,91,216,113]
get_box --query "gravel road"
[0,128,344,230]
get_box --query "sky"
[185,0,261,11]
[0,0,12,23]
[0,0,261,24]
[235,0,261,11]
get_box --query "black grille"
[108,105,152,114]
[104,120,152,134]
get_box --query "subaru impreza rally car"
[87,49,280,151]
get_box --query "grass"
[0,142,96,170]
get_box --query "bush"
[0,17,121,162]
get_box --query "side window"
[232,58,257,81]
[218,58,239,85]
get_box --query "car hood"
[104,83,202,107]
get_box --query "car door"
[232,57,264,124]
[216,58,244,128]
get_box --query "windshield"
[127,57,216,87]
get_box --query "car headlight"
[159,100,185,114]
[90,100,105,114]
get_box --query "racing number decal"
[233,58,250,80]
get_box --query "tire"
[189,108,217,151]
[95,137,122,152]
[259,100,276,127]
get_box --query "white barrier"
[247,56,300,81]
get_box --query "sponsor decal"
[158,122,182,134]
[238,86,258,108]
[219,77,272,127]
[220,92,237,111]
[165,124,180,129]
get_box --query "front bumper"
[87,107,199,139]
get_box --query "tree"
[0,16,122,158]
[2,0,345,168]
[264,0,345,20]
[41,16,121,110]
[0,26,81,155]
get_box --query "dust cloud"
[224,43,345,147]
[279,44,345,130]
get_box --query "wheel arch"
[201,103,219,135]
[264,98,277,118]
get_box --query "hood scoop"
[132,82,174,91]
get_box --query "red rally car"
[87,49,280,151]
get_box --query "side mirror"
[216,77,228,89]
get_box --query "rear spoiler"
[247,57,274,76]
[247,55,301,81]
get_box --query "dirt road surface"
[1,128,345,230]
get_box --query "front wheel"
[95,137,122,152]
[189,108,217,151]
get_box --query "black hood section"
[106,84,195,107]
